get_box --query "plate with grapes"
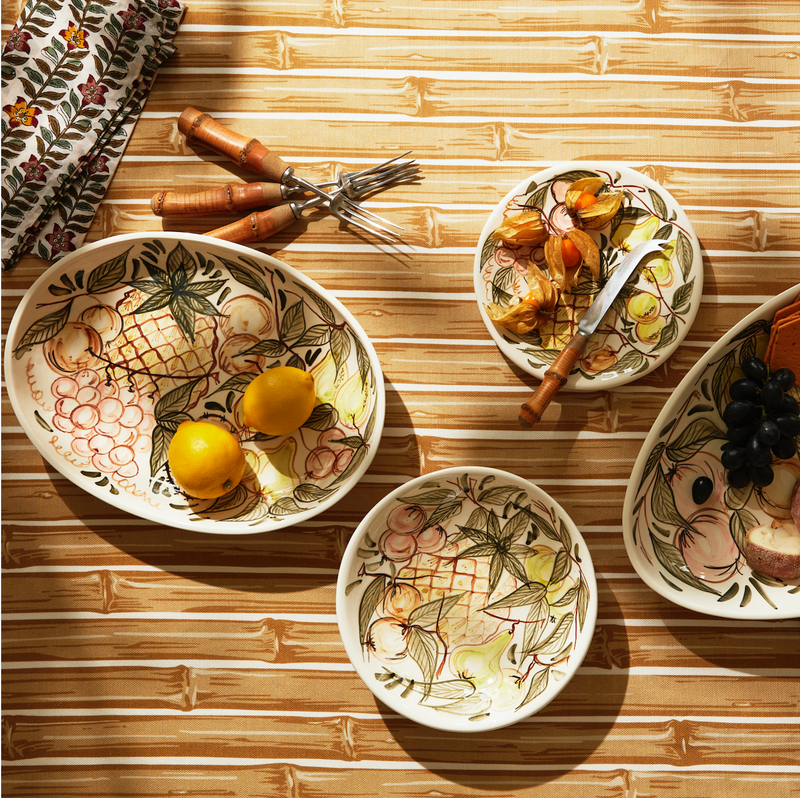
[336,467,598,732]
[623,286,800,619]
[4,232,385,534]
[474,163,703,389]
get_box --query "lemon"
[243,366,316,436]
[168,420,246,499]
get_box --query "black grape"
[746,436,771,467]
[775,413,800,437]
[760,380,785,414]
[741,356,768,382]
[772,368,796,390]
[692,477,714,504]
[726,423,757,444]
[723,400,758,426]
[729,378,760,402]
[756,418,780,446]
[780,394,799,415]
[771,436,797,460]
[748,464,774,487]
[726,468,750,489]
[721,446,747,470]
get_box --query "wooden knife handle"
[178,107,290,183]
[151,182,288,217]
[518,333,589,428]
[204,204,297,244]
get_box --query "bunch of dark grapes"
[721,357,800,488]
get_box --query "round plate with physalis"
[623,286,800,619]
[4,232,385,534]
[474,163,703,389]
[336,467,598,733]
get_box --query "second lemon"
[243,366,316,436]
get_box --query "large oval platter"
[623,286,800,619]
[5,232,385,534]
[336,467,598,733]
[474,163,703,389]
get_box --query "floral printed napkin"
[1,0,185,270]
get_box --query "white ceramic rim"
[335,466,598,733]
[4,232,386,535]
[622,284,800,619]
[473,161,704,390]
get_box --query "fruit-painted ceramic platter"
[623,286,800,619]
[5,232,385,534]
[336,467,598,732]
[474,163,703,389]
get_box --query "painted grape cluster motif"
[629,316,800,610]
[11,238,380,524]
[346,473,591,722]
[478,167,697,381]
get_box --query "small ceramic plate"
[336,467,597,732]
[623,286,800,619]
[5,233,384,534]
[474,163,703,389]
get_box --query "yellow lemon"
[168,420,246,499]
[243,366,316,436]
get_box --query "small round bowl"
[5,232,385,534]
[336,467,597,733]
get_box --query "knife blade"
[518,239,668,428]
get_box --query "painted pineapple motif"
[106,287,219,400]
[354,473,591,720]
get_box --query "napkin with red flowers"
[1,0,185,270]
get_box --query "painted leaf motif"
[521,598,550,656]
[358,574,388,644]
[424,679,476,701]
[675,230,694,281]
[531,612,573,657]
[302,403,339,431]
[426,500,463,528]
[498,509,528,543]
[406,626,438,692]
[280,301,305,342]
[154,379,201,420]
[86,247,130,292]
[13,298,73,356]
[652,466,695,533]
[549,549,572,585]
[409,593,463,628]
[483,582,547,611]
[650,533,720,595]
[517,666,549,710]
[478,485,519,505]
[664,417,727,463]
[219,257,272,300]
[329,327,352,377]
[400,488,459,506]
[148,424,169,478]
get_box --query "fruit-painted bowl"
[623,286,800,619]
[5,233,385,534]
[336,467,598,732]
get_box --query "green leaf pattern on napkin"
[1,0,185,268]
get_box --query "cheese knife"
[518,238,668,428]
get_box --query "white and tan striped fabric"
[2,1,799,796]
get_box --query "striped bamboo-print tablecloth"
[2,1,799,796]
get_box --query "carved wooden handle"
[204,204,297,244]
[178,107,290,183]
[518,333,588,428]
